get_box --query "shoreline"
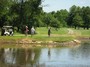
[0,38,81,48]
[0,37,90,48]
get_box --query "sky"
[42,0,90,12]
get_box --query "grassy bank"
[0,27,90,43]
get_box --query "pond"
[0,42,90,67]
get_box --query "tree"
[22,0,42,33]
[9,0,42,33]
[82,6,90,29]
[55,9,68,27]
[43,13,52,27]
[0,0,10,27]
[50,18,60,30]
[73,13,83,29]
[67,5,77,27]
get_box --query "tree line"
[0,0,90,33]
[43,5,90,30]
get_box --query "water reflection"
[0,48,41,67]
[69,43,90,61]
[48,48,51,60]
[4,48,16,64]
[0,42,90,67]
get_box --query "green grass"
[72,28,90,37]
[36,27,68,35]
[29,27,75,42]
[0,27,90,42]
[31,36,74,42]
[0,36,25,40]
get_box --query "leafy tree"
[23,0,42,33]
[0,0,10,27]
[50,17,60,30]
[43,13,52,27]
[67,5,77,27]
[55,9,68,27]
[82,6,90,29]
[73,13,83,29]
[43,13,60,29]
[9,0,42,33]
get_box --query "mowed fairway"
[0,27,90,42]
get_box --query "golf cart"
[1,26,13,36]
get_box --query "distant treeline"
[43,5,90,30]
[0,0,90,33]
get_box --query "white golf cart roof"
[3,26,13,28]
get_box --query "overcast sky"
[42,0,90,12]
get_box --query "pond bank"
[0,36,90,48]
[0,38,82,48]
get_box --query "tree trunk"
[87,27,89,30]
[75,26,76,29]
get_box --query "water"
[0,42,90,67]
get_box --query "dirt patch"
[77,37,90,42]
[18,38,32,44]
[0,38,81,48]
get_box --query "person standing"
[25,26,29,36]
[31,26,35,37]
[48,27,51,37]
